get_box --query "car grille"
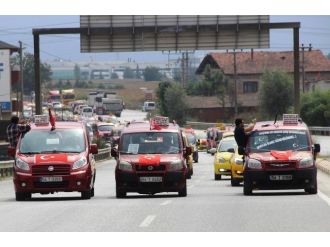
[265,162,296,169]
[136,164,166,171]
[32,165,71,176]
[33,181,69,188]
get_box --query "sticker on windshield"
[256,135,295,149]
[258,130,305,135]
[128,144,139,154]
[46,138,60,145]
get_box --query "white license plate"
[40,177,63,182]
[139,177,162,183]
[269,175,292,181]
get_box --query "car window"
[218,138,237,152]
[98,125,114,132]
[248,130,310,152]
[19,129,86,153]
[120,132,180,154]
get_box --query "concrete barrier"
[0,148,111,179]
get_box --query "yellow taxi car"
[210,135,236,180]
[230,147,244,186]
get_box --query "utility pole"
[19,41,23,116]
[233,49,238,117]
[300,43,312,93]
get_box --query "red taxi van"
[243,114,320,195]
[10,115,98,201]
[111,116,191,198]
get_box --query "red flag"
[138,155,161,166]
[48,108,56,130]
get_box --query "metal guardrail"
[0,148,111,179]
[309,127,330,136]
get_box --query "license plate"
[139,177,162,183]
[269,175,292,181]
[40,177,63,182]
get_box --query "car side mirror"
[7,147,16,158]
[314,144,320,153]
[238,146,245,155]
[227,148,235,153]
[90,144,98,154]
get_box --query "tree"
[123,67,135,79]
[164,83,188,125]
[259,70,294,119]
[11,52,52,94]
[300,90,330,126]
[156,81,171,116]
[74,64,81,80]
[135,64,142,79]
[144,66,162,81]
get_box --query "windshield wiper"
[41,150,81,154]
[20,151,41,154]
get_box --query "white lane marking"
[139,215,156,227]
[318,190,330,207]
[160,200,172,206]
[188,184,195,189]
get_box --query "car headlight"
[118,161,133,172]
[247,159,262,169]
[218,157,226,163]
[235,158,243,165]
[72,157,88,170]
[168,160,184,171]
[299,157,313,168]
[15,157,30,171]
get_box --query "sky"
[0,14,329,64]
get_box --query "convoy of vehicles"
[111,116,191,198]
[9,115,98,201]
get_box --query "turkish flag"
[270,150,293,160]
[138,155,161,166]
[48,108,56,130]
[150,119,162,130]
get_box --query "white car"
[142,101,156,111]
[81,106,94,118]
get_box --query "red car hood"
[120,154,182,165]
[17,153,84,165]
[249,151,312,162]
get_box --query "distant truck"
[88,91,124,117]
[61,89,75,106]
[47,90,61,104]
[142,101,156,112]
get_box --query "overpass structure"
[33,15,300,115]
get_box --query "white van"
[142,101,156,112]
[81,106,94,118]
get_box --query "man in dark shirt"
[234,118,255,155]
[6,116,31,148]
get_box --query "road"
[118,109,148,122]
[2,151,330,232]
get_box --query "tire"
[91,187,95,197]
[214,174,221,180]
[178,183,187,197]
[116,186,126,198]
[243,178,253,195]
[81,189,92,200]
[15,192,29,201]
[231,176,240,186]
[305,180,318,194]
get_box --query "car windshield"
[248,129,310,152]
[120,132,180,154]
[98,125,114,132]
[19,129,85,154]
[218,138,237,152]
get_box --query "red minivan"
[112,117,191,198]
[10,116,98,201]
[243,114,320,195]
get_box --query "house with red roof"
[190,50,330,122]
